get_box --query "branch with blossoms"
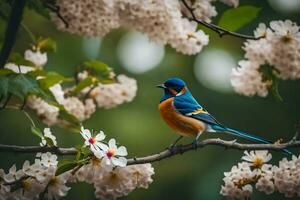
[1,0,300,199]
[220,150,300,199]
[180,0,261,40]
[0,134,300,163]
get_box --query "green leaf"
[26,0,50,19]
[56,160,78,176]
[37,37,57,52]
[84,60,109,72]
[44,136,55,146]
[0,69,14,75]
[72,76,95,94]
[8,74,41,101]
[75,150,82,161]
[271,78,283,102]
[259,65,283,102]
[38,71,71,89]
[8,52,35,67]
[31,126,43,139]
[57,105,81,126]
[84,60,113,79]
[81,146,90,158]
[218,5,261,32]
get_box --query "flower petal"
[9,164,16,174]
[108,138,117,149]
[117,146,127,156]
[94,150,105,159]
[80,127,91,140]
[95,131,105,141]
[96,142,108,151]
[101,157,111,167]
[90,144,100,154]
[111,157,127,167]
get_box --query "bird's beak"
[156,84,166,89]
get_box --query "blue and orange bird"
[157,77,291,154]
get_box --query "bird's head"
[157,77,187,101]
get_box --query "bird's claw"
[192,140,198,150]
[167,144,176,152]
[230,139,237,145]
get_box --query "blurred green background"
[1,0,300,199]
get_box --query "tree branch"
[180,0,262,40]
[0,144,77,155]
[0,138,299,165]
[0,0,27,68]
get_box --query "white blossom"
[49,84,65,104]
[231,60,270,97]
[63,97,86,121]
[220,0,239,7]
[51,0,210,54]
[91,75,137,109]
[45,173,71,200]
[40,152,58,167]
[94,167,134,200]
[242,150,272,167]
[77,70,89,81]
[96,138,128,168]
[84,98,96,119]
[73,156,104,183]
[267,20,300,79]
[125,164,154,189]
[4,63,35,74]
[40,128,57,147]
[243,20,300,81]
[24,49,47,66]
[26,96,60,126]
[80,126,106,154]
[4,165,24,183]
[180,0,217,23]
[256,175,275,194]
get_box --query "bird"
[157,77,291,154]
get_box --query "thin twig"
[44,2,69,28]
[20,22,37,44]
[180,0,262,40]
[0,139,299,165]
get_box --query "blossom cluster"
[5,48,137,126]
[51,0,239,55]
[220,150,300,199]
[0,127,155,200]
[89,74,138,109]
[231,20,300,97]
[72,157,154,199]
[0,152,69,200]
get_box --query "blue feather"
[211,125,292,155]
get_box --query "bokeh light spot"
[194,48,235,93]
[268,0,300,14]
[82,37,102,59]
[117,32,165,74]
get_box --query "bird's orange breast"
[159,98,206,137]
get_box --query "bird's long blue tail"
[211,125,292,155]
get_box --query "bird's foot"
[230,139,237,146]
[166,144,176,152]
[192,140,198,150]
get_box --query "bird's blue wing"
[173,90,221,126]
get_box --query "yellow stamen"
[253,157,263,168]
[21,179,30,189]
